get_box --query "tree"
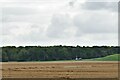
[17,48,29,61]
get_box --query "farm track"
[1,61,119,80]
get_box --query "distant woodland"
[1,46,119,62]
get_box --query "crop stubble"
[1,61,119,79]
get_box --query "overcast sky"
[0,0,119,46]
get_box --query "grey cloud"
[2,24,19,35]
[68,0,77,7]
[2,8,51,25]
[2,7,39,22]
[14,24,46,43]
[2,23,46,45]
[2,7,37,16]
[47,9,117,39]
[82,2,118,12]
[1,0,118,46]
[82,2,107,10]
[73,12,117,36]
[47,14,75,38]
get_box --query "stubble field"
[2,61,119,80]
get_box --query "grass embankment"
[86,54,119,61]
[44,54,120,62]
[27,54,120,62]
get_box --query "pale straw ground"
[1,61,119,79]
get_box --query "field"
[84,54,119,61]
[2,61,119,80]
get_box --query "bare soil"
[2,61,119,79]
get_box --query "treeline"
[1,45,119,62]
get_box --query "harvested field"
[2,61,119,80]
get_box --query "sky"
[0,0,119,47]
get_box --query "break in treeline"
[1,45,119,62]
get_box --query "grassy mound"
[88,54,119,61]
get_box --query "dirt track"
[2,61,119,79]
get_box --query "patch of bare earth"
[2,61,118,79]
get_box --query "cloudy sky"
[0,0,119,46]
